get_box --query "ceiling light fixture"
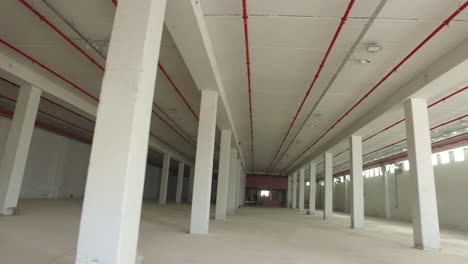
[367,43,382,53]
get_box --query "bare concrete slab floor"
[1,199,468,264]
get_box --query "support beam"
[176,161,184,204]
[292,172,297,209]
[404,98,440,250]
[344,176,349,213]
[299,167,305,212]
[287,175,292,208]
[323,152,333,220]
[382,165,391,220]
[227,148,238,213]
[0,85,41,215]
[236,158,242,208]
[308,162,316,215]
[190,90,218,235]
[188,166,195,203]
[75,0,166,262]
[159,154,170,205]
[350,136,364,228]
[215,130,231,220]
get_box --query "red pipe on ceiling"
[11,1,199,149]
[283,2,468,172]
[0,39,99,101]
[268,0,356,172]
[323,113,468,169]
[1,76,95,124]
[0,108,91,144]
[0,77,190,157]
[325,85,468,162]
[241,0,255,170]
[319,133,468,180]
[0,95,93,134]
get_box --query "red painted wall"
[246,174,288,190]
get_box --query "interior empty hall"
[1,0,468,263]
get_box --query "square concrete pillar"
[188,166,194,203]
[227,148,238,213]
[215,129,231,220]
[323,152,333,220]
[350,135,364,228]
[292,172,297,209]
[308,162,316,215]
[75,0,167,262]
[159,154,170,204]
[176,161,184,203]
[287,175,292,208]
[0,85,41,215]
[236,158,242,208]
[299,167,305,212]
[190,90,218,235]
[404,98,440,250]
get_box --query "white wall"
[0,116,168,201]
[330,148,468,232]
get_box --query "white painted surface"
[292,172,297,209]
[0,85,41,215]
[308,162,316,215]
[323,152,333,219]
[176,161,184,203]
[190,90,218,234]
[227,148,238,213]
[299,167,305,212]
[159,154,170,204]
[215,129,231,220]
[350,135,364,229]
[404,98,440,250]
[75,0,167,262]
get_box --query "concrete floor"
[1,199,468,263]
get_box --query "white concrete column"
[344,176,349,213]
[0,85,41,215]
[188,166,194,203]
[350,135,364,228]
[190,90,218,235]
[159,154,170,204]
[176,161,184,203]
[240,169,246,207]
[236,158,242,208]
[323,152,333,220]
[287,175,292,208]
[75,0,166,262]
[227,148,238,213]
[292,172,297,209]
[404,98,440,250]
[299,167,305,212]
[215,129,231,220]
[308,162,316,215]
[382,165,391,220]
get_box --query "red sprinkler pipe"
[325,85,468,161]
[18,0,105,71]
[327,113,468,170]
[1,77,95,123]
[13,2,199,148]
[284,2,468,172]
[241,0,255,170]
[268,0,355,172]
[0,108,91,144]
[0,95,93,134]
[0,39,99,101]
[158,64,199,121]
[319,132,468,180]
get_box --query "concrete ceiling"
[0,0,468,175]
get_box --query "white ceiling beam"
[0,47,193,166]
[288,36,468,174]
[165,0,246,171]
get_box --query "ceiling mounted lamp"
[367,43,383,53]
